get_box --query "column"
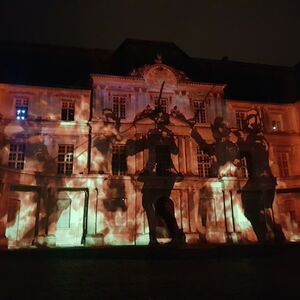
[178,136,187,174]
[36,187,47,237]
[136,134,144,173]
[172,136,180,172]
[46,187,57,246]
[185,136,193,175]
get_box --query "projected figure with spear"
[126,82,186,245]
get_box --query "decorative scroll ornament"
[130,54,190,88]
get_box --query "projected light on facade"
[0,53,300,249]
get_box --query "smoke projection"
[0,64,299,249]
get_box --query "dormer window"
[112,144,127,175]
[15,97,29,120]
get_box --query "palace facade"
[0,39,300,248]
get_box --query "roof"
[0,41,112,89]
[0,39,299,102]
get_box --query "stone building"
[0,39,300,248]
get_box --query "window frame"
[61,99,75,121]
[235,110,247,130]
[237,156,248,178]
[193,100,208,124]
[271,119,282,132]
[8,143,26,169]
[149,93,172,114]
[277,152,289,177]
[154,96,168,113]
[270,112,284,132]
[57,144,74,175]
[112,95,127,120]
[196,148,211,178]
[15,97,29,121]
[112,144,127,176]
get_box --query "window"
[277,152,289,177]
[237,157,248,178]
[112,144,127,175]
[61,99,75,121]
[271,114,283,132]
[193,101,207,124]
[112,96,126,119]
[15,97,28,120]
[155,145,172,176]
[272,120,282,132]
[57,145,74,175]
[154,97,168,113]
[8,144,25,169]
[235,111,246,130]
[197,148,211,177]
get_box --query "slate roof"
[0,38,299,103]
[0,41,112,89]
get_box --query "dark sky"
[1,0,300,66]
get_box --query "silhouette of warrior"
[237,110,285,242]
[190,117,240,241]
[126,84,186,245]
[127,111,185,245]
[191,116,240,177]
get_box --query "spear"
[156,81,165,113]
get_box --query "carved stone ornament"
[130,63,190,89]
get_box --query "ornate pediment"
[130,56,190,88]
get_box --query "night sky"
[1,0,300,66]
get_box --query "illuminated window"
[193,101,207,123]
[237,157,248,178]
[15,97,28,120]
[270,114,283,132]
[57,145,74,175]
[272,120,282,132]
[61,99,75,121]
[277,152,289,177]
[154,97,168,113]
[112,96,126,119]
[197,148,211,177]
[155,145,172,176]
[235,111,246,130]
[8,144,25,169]
[112,144,127,175]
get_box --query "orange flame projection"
[0,75,299,249]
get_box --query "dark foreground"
[1,243,300,300]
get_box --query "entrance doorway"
[55,190,87,246]
[6,190,38,248]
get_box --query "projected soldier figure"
[238,110,286,242]
[191,116,240,177]
[191,117,240,241]
[126,91,186,245]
